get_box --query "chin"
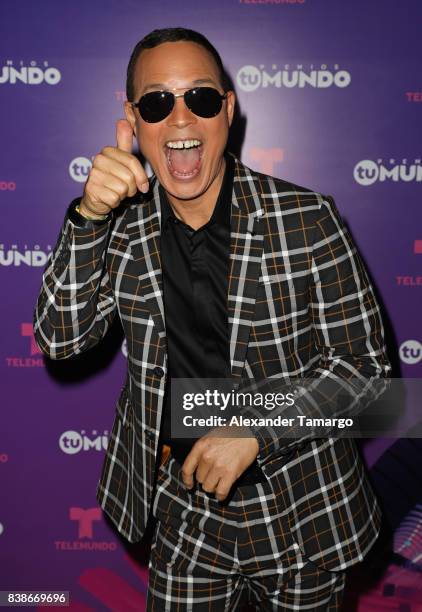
[162,179,208,202]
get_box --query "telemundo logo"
[354,159,422,186]
[0,60,61,85]
[236,64,351,92]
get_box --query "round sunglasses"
[131,86,227,123]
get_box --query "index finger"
[116,118,133,153]
[103,145,149,193]
[181,445,202,489]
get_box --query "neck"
[165,157,226,230]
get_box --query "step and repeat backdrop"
[1,0,421,609]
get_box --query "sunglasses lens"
[136,87,225,122]
[139,91,174,123]
[185,87,224,118]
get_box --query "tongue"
[168,147,200,175]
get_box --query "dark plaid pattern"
[34,154,391,572]
[147,453,346,610]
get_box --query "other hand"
[181,429,259,501]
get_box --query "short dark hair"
[126,27,229,102]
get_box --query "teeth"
[166,139,202,149]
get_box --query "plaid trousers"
[147,449,346,611]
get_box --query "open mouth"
[165,138,203,179]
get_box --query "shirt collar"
[159,152,234,232]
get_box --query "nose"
[166,94,196,128]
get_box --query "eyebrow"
[141,78,217,94]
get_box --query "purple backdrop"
[1,0,421,609]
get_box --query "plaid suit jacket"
[34,154,391,571]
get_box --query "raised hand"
[79,118,149,218]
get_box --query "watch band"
[67,197,111,227]
[75,203,108,221]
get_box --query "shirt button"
[153,366,164,377]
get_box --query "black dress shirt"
[159,153,266,486]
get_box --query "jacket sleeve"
[33,199,117,359]
[248,194,392,464]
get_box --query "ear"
[225,90,236,128]
[124,101,138,135]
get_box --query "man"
[34,27,391,610]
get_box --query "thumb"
[116,118,133,153]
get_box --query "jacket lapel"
[125,157,266,376]
[228,158,265,378]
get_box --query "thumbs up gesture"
[79,119,149,219]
